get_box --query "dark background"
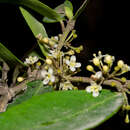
[0,0,130,129]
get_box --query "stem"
[67,76,128,91]
[0,76,36,112]
[123,92,129,106]
[57,20,75,52]
[60,21,65,33]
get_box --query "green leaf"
[20,7,48,56]
[0,90,123,130]
[43,4,65,23]
[73,0,89,20]
[64,0,73,19]
[8,80,53,108]
[0,0,63,21]
[0,42,26,68]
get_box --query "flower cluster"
[35,33,82,89]
[86,51,130,76]
[86,51,130,97]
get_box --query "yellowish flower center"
[47,74,51,78]
[70,62,76,67]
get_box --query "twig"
[57,20,76,52]
[0,77,35,113]
[1,62,9,83]
[67,76,130,91]
[60,21,65,33]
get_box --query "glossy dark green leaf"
[20,7,48,56]
[0,42,26,68]
[64,0,73,19]
[43,4,65,23]
[8,80,53,108]
[0,90,123,130]
[73,0,89,20]
[0,0,63,21]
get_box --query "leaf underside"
[0,90,123,130]
[20,7,48,56]
[0,0,63,21]
[0,42,25,68]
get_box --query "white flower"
[24,56,38,65]
[59,81,73,90]
[104,55,115,64]
[121,64,130,72]
[41,68,55,85]
[49,50,59,58]
[54,36,59,41]
[65,55,81,72]
[86,82,102,97]
[93,71,102,79]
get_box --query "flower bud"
[36,61,41,66]
[86,65,94,72]
[36,33,42,40]
[103,65,109,73]
[42,37,49,44]
[117,60,124,68]
[79,45,83,51]
[125,114,129,124]
[93,58,100,66]
[98,51,102,55]
[44,66,48,70]
[121,77,126,83]
[17,77,24,82]
[75,49,80,53]
[46,58,52,65]
[114,66,120,71]
[49,40,55,46]
[73,33,77,38]
[67,50,75,55]
[104,55,113,64]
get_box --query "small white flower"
[104,55,115,64]
[121,64,130,72]
[86,82,102,97]
[65,55,81,72]
[41,68,55,85]
[54,36,59,41]
[24,56,38,65]
[59,81,73,90]
[49,50,59,58]
[93,71,102,79]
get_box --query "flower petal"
[70,66,76,72]
[70,55,76,62]
[95,71,102,79]
[41,70,47,77]
[48,68,53,74]
[50,75,55,82]
[86,86,92,93]
[65,60,70,65]
[98,86,102,91]
[43,78,49,85]
[93,91,99,97]
[75,62,81,68]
